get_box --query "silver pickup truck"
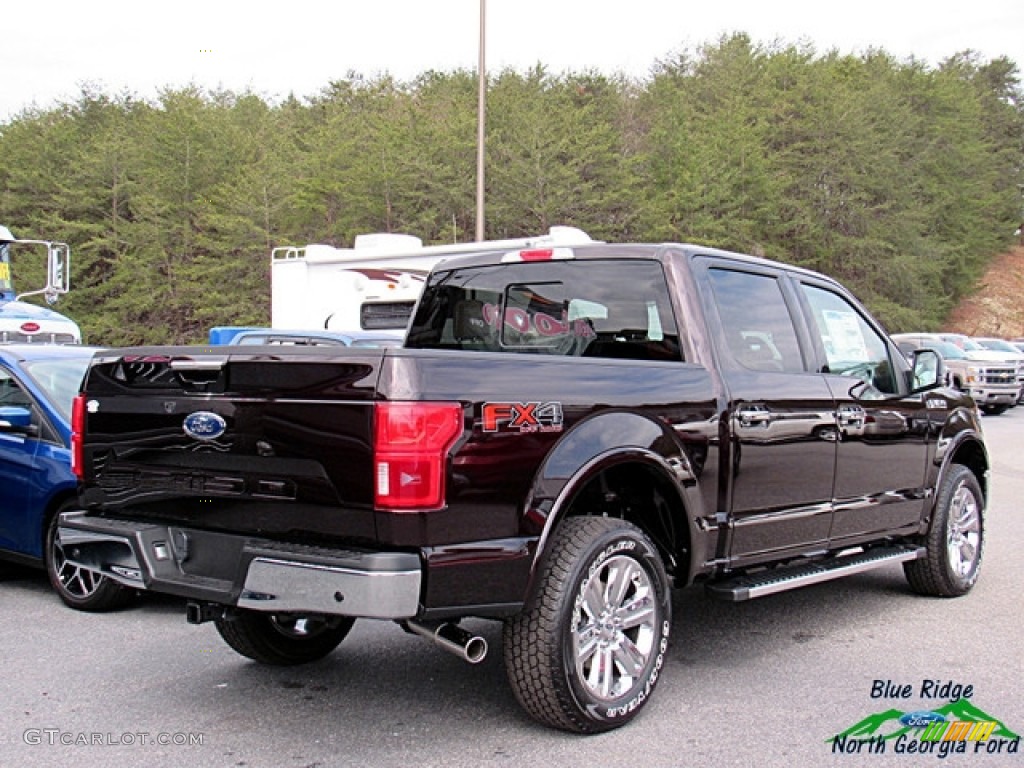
[893,333,1018,415]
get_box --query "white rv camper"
[270,227,595,334]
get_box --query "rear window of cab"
[405,260,683,362]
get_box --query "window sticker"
[821,309,870,363]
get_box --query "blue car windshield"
[20,357,91,422]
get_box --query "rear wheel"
[46,504,133,612]
[215,610,355,665]
[504,516,672,733]
[904,464,984,597]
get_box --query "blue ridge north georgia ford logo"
[182,411,227,441]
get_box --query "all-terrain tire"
[504,516,672,733]
[215,610,355,666]
[904,464,984,597]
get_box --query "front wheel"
[904,464,984,597]
[46,505,133,612]
[504,516,672,733]
[215,610,355,665]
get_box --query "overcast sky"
[2,0,1022,121]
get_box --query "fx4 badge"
[482,402,564,434]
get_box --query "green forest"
[1,34,1021,346]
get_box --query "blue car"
[0,344,131,610]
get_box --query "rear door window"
[706,268,805,373]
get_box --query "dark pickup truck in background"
[60,242,989,733]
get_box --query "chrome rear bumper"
[58,511,422,619]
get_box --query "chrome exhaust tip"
[403,620,488,664]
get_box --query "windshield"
[960,338,983,352]
[21,356,92,421]
[976,339,1018,354]
[931,340,967,360]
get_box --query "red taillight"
[374,402,462,511]
[20,322,41,333]
[71,394,87,479]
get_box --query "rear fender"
[522,411,706,596]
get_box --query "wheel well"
[949,439,990,502]
[562,461,690,582]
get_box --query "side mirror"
[0,405,36,435]
[47,241,71,301]
[12,239,71,304]
[910,349,945,392]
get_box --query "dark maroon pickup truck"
[60,242,989,733]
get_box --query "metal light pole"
[475,0,486,242]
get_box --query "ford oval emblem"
[183,411,227,441]
[899,710,946,728]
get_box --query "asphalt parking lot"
[1,407,1022,768]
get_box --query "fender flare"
[926,406,989,523]
[521,410,708,597]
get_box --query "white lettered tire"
[504,516,672,733]
[904,464,985,597]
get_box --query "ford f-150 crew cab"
[59,242,989,733]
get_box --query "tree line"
[1,34,1021,345]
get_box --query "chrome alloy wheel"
[52,531,107,599]
[946,483,981,578]
[572,554,657,700]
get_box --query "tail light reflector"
[71,394,86,479]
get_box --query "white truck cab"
[0,225,81,344]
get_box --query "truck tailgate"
[78,346,384,541]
